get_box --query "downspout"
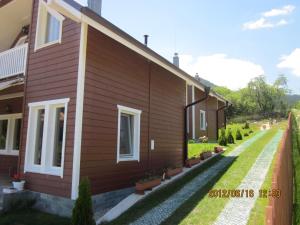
[183,86,210,163]
[216,101,228,140]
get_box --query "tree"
[72,177,96,225]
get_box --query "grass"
[292,110,300,225]
[107,122,278,225]
[162,125,281,225]
[0,209,70,225]
[188,122,260,159]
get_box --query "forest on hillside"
[212,75,299,122]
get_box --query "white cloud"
[277,48,300,76]
[243,18,275,30]
[243,5,294,30]
[262,5,295,17]
[180,54,265,90]
[243,18,289,30]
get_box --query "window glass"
[0,120,8,150]
[34,109,45,165]
[120,113,133,156]
[12,119,22,150]
[45,13,60,43]
[200,111,206,130]
[53,107,65,167]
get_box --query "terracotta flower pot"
[185,157,201,168]
[135,178,161,195]
[200,151,212,160]
[166,167,183,179]
[214,146,224,153]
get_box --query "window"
[25,99,69,177]
[200,110,206,131]
[117,105,142,163]
[35,0,64,50]
[0,114,22,155]
[0,120,8,150]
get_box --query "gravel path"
[213,130,283,225]
[129,131,267,225]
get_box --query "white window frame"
[117,105,142,163]
[0,113,22,156]
[34,0,65,51]
[24,98,69,177]
[200,110,206,131]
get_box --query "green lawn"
[188,122,260,159]
[107,122,274,225]
[162,125,281,225]
[0,209,70,225]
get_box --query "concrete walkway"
[213,130,283,225]
[128,131,267,225]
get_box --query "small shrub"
[71,177,96,225]
[188,139,195,144]
[244,132,249,137]
[244,122,250,129]
[236,129,243,140]
[227,129,235,144]
[249,130,254,134]
[218,128,227,146]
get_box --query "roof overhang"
[0,77,24,91]
[0,0,32,51]
[47,0,229,103]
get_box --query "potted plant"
[166,166,183,179]
[200,151,212,160]
[185,156,201,168]
[12,173,25,191]
[135,173,161,195]
[214,146,224,153]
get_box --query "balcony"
[0,43,28,79]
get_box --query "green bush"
[71,177,96,225]
[244,132,249,137]
[227,129,235,144]
[244,122,250,129]
[218,128,227,146]
[188,139,195,144]
[249,130,254,134]
[236,129,243,140]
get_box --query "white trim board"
[0,92,23,101]
[192,85,195,139]
[71,22,88,200]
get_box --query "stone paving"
[129,131,267,225]
[213,130,283,225]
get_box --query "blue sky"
[99,0,299,93]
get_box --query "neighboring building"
[0,0,228,218]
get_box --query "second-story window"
[46,12,61,43]
[35,0,65,50]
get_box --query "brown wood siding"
[0,97,23,115]
[81,26,185,195]
[218,100,225,128]
[207,96,218,141]
[0,155,18,175]
[187,85,193,139]
[149,63,185,170]
[18,0,80,198]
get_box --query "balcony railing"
[0,43,28,79]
